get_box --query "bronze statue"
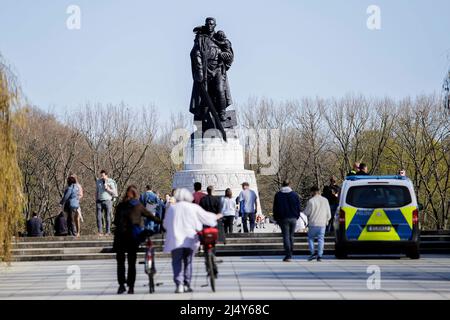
[189,17,235,140]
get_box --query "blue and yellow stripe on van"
[342,206,416,241]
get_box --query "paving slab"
[1,255,449,300]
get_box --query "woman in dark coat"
[113,185,161,294]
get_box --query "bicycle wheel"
[148,273,155,293]
[207,250,216,292]
[150,254,157,293]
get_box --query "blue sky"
[1,0,449,119]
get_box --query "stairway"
[9,231,450,261]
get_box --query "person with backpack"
[113,185,161,294]
[139,185,160,233]
[60,176,80,236]
[95,169,118,236]
[273,180,301,262]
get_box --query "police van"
[333,175,420,259]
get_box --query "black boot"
[117,285,126,294]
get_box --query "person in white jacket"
[304,186,331,262]
[163,188,221,293]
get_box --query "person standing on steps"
[221,188,236,234]
[273,180,301,262]
[347,162,360,176]
[70,173,84,237]
[192,182,206,205]
[95,170,118,236]
[356,163,369,175]
[60,176,80,236]
[322,176,340,232]
[238,182,258,233]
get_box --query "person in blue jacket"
[60,176,80,236]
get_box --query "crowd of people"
[24,162,408,294]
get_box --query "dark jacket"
[273,187,301,221]
[199,194,221,214]
[27,217,44,237]
[113,199,161,252]
[322,184,341,206]
[54,213,68,236]
[356,171,369,176]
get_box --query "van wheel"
[406,245,420,259]
[335,244,347,259]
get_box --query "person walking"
[238,182,258,233]
[200,186,225,242]
[60,176,80,236]
[95,170,118,236]
[192,182,206,205]
[26,212,44,237]
[163,188,220,293]
[113,185,161,294]
[273,180,301,262]
[221,188,236,234]
[322,176,340,232]
[304,186,331,262]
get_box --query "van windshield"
[346,185,412,208]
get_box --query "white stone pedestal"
[172,137,261,211]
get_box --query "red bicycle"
[198,227,219,292]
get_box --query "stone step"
[11,243,336,256]
[11,237,338,249]
[13,232,450,242]
[10,247,450,262]
[11,234,450,249]
[10,240,450,257]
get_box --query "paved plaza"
[1,255,449,300]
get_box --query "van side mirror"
[418,203,424,211]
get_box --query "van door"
[342,185,415,241]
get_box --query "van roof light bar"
[345,175,408,181]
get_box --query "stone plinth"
[172,137,261,211]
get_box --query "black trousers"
[223,216,234,233]
[116,249,137,288]
[242,212,256,233]
[279,218,297,259]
